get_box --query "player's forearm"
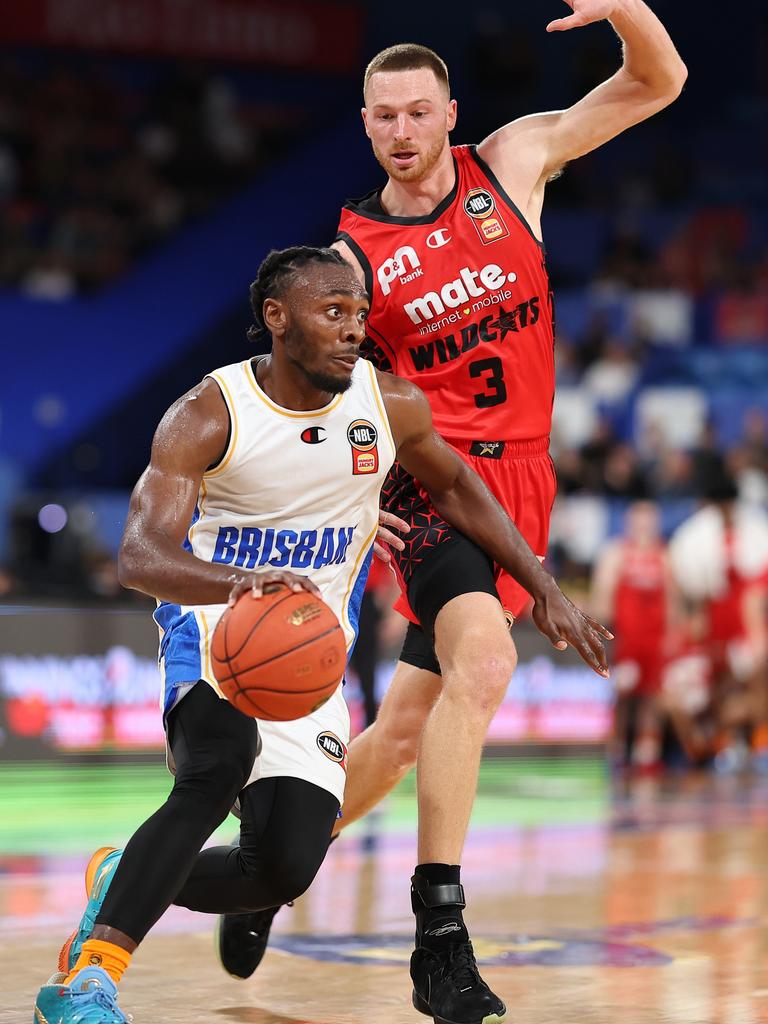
[610,0,687,95]
[118,532,250,606]
[429,464,556,601]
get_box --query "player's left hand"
[374,509,410,564]
[546,0,618,32]
[531,580,613,676]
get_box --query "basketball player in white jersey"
[34,246,608,1024]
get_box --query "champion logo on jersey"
[426,228,451,249]
[301,426,326,444]
[347,419,379,475]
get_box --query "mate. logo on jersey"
[403,262,518,328]
[376,245,423,296]
[300,426,326,444]
[463,187,510,246]
[347,419,379,476]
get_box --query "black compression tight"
[95,682,339,943]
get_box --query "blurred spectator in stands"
[594,226,654,291]
[648,448,696,499]
[554,336,581,387]
[579,418,617,492]
[581,339,640,405]
[690,422,727,497]
[0,56,273,293]
[742,409,768,473]
[715,275,768,344]
[727,446,768,506]
[602,445,648,499]
[554,448,587,497]
[21,248,76,300]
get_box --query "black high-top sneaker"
[410,876,507,1024]
[216,904,286,979]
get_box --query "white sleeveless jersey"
[154,356,397,714]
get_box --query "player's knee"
[251,847,324,907]
[445,644,517,717]
[173,747,252,820]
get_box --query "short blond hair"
[363,43,449,99]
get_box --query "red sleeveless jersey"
[336,145,554,442]
[614,542,667,642]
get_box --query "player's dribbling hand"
[531,581,613,676]
[373,509,410,564]
[546,0,617,32]
[227,571,321,605]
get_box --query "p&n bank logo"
[376,245,423,296]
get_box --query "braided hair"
[247,245,350,341]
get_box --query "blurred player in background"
[591,500,673,773]
[668,474,768,772]
[311,5,687,1020]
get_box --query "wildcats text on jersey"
[212,525,356,571]
[408,297,541,371]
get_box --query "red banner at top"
[0,0,364,73]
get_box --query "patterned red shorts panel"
[383,438,557,622]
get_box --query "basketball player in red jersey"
[591,502,673,772]
[220,7,686,1021]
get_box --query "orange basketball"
[211,585,346,721]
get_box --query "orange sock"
[65,939,132,985]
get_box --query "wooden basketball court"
[3,762,768,1023]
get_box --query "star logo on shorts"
[479,442,501,456]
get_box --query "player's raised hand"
[531,582,613,676]
[546,0,618,32]
[374,509,410,564]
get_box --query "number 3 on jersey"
[469,357,507,408]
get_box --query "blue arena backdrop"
[0,606,611,757]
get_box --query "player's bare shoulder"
[152,375,230,471]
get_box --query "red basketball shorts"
[382,435,556,625]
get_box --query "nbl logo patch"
[464,188,495,220]
[347,419,379,476]
[317,731,348,771]
[463,187,509,246]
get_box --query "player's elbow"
[117,539,149,592]
[667,59,688,99]
[655,59,688,106]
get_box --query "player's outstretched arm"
[118,380,318,605]
[478,0,687,188]
[379,372,612,676]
